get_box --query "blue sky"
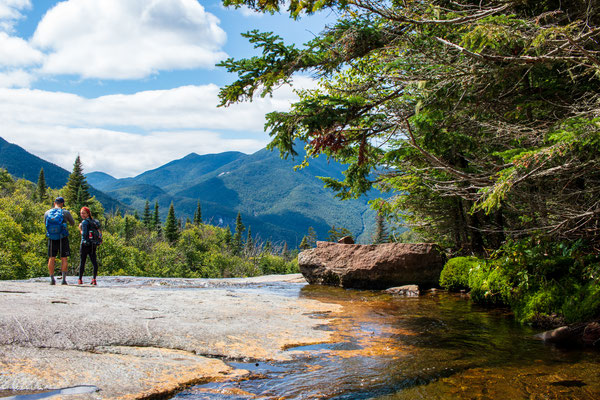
[0,0,333,177]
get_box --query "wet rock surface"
[535,320,600,348]
[298,242,445,289]
[0,274,339,399]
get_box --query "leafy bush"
[439,256,479,291]
[468,261,513,306]
[561,281,600,323]
[512,282,565,322]
[447,238,600,324]
[259,254,299,275]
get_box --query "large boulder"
[298,242,445,289]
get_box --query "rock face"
[583,322,600,346]
[0,275,339,399]
[298,242,445,289]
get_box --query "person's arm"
[81,219,90,244]
[63,210,76,226]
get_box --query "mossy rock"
[439,256,481,291]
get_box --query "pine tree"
[263,240,272,254]
[153,201,162,236]
[143,200,152,228]
[124,215,132,244]
[232,212,245,255]
[373,211,388,244]
[299,236,310,250]
[328,225,352,242]
[193,200,202,225]
[306,227,317,248]
[36,168,48,203]
[164,202,179,243]
[134,210,140,220]
[64,155,91,210]
[282,242,289,260]
[76,186,86,212]
[245,226,253,254]
[223,226,232,248]
[186,217,192,226]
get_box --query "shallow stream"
[172,283,600,400]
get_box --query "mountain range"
[0,137,126,212]
[0,136,379,245]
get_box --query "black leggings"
[79,244,99,279]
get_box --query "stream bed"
[172,283,600,400]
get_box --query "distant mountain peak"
[0,136,128,213]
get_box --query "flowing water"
[173,283,600,400]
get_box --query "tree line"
[0,158,298,280]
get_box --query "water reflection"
[175,284,600,399]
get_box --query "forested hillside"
[87,145,381,245]
[219,0,600,324]
[0,137,69,189]
[0,137,126,213]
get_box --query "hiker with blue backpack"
[44,197,76,285]
[78,206,102,285]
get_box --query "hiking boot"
[61,279,68,285]
[50,277,56,285]
[78,279,83,285]
[91,279,97,286]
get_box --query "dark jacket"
[80,218,96,245]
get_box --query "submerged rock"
[298,242,445,289]
[534,321,600,348]
[385,285,420,297]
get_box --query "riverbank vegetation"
[218,0,599,324]
[0,166,297,281]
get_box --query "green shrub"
[468,261,513,306]
[561,281,600,323]
[259,254,299,275]
[439,256,480,291]
[512,282,564,322]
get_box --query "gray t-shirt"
[44,207,76,226]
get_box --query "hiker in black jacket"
[78,206,100,286]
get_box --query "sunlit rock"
[298,242,445,289]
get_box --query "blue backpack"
[46,208,67,240]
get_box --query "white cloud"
[0,0,30,32]
[2,125,265,178]
[0,68,33,87]
[0,76,319,177]
[0,1,38,87]
[0,31,43,67]
[32,0,228,79]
